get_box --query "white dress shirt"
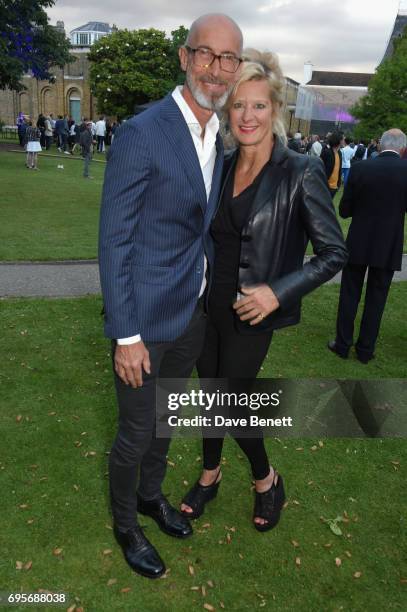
[341,145,355,168]
[117,86,219,345]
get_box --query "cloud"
[48,0,401,81]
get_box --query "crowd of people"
[16,111,122,174]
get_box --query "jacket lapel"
[247,138,289,220]
[156,94,207,213]
[205,133,224,225]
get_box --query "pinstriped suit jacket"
[98,94,224,342]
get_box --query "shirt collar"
[171,85,219,139]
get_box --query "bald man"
[99,14,243,578]
[329,128,407,363]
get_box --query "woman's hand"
[233,284,280,325]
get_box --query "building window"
[77,33,89,45]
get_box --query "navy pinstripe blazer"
[98,94,224,342]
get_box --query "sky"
[47,0,404,82]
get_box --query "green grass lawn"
[1,151,406,262]
[1,284,406,611]
[0,152,105,261]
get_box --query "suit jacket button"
[239,262,250,269]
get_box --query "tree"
[0,0,72,91]
[350,27,407,139]
[88,27,188,117]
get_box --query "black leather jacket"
[218,138,348,334]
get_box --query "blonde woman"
[181,50,347,531]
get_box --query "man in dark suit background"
[328,128,407,363]
[98,14,243,578]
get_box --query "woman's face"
[229,79,273,147]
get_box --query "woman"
[25,121,42,170]
[180,50,347,531]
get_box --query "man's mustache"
[199,76,228,86]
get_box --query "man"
[328,129,407,363]
[79,121,94,179]
[99,14,243,579]
[320,131,344,197]
[95,115,106,153]
[287,131,302,153]
[341,136,355,185]
[309,134,322,157]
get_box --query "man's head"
[345,137,351,146]
[328,131,344,149]
[179,14,243,112]
[379,128,406,155]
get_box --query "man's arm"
[99,121,151,340]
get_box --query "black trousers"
[335,263,394,359]
[197,285,273,480]
[109,300,206,530]
[97,135,105,152]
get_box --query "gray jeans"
[83,151,92,177]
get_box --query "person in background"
[25,121,42,170]
[16,112,25,146]
[328,129,407,363]
[320,131,344,198]
[95,116,107,153]
[44,116,53,150]
[36,113,46,148]
[80,121,94,179]
[309,134,322,157]
[341,137,355,185]
[287,131,302,153]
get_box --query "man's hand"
[114,341,151,388]
[233,284,280,325]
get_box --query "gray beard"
[185,72,230,112]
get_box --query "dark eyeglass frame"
[185,45,242,73]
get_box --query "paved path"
[1,256,406,298]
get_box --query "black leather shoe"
[113,525,166,579]
[137,494,193,538]
[356,351,375,364]
[327,340,349,359]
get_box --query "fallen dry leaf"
[354,571,362,579]
[295,557,301,566]
[203,604,215,611]
[190,586,200,591]
[318,440,324,447]
[189,565,195,576]
[120,587,131,593]
[67,605,76,612]
[27,519,34,525]
[16,415,23,422]
[167,460,175,467]
[19,504,28,509]
[207,580,214,588]
[107,578,117,586]
[24,561,32,570]
[291,540,299,548]
[202,523,211,529]
[335,557,342,567]
[53,547,63,556]
[238,553,244,559]
[201,585,206,597]
[324,542,332,548]
[15,561,23,570]
[183,480,189,486]
[345,550,352,558]
[310,445,318,451]
[103,549,113,556]
[220,603,225,609]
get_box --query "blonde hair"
[224,48,287,146]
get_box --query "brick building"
[0,21,112,125]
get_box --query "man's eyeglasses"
[185,46,242,74]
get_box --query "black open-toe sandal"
[180,470,222,520]
[253,470,285,532]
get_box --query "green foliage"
[0,0,72,91]
[351,27,407,139]
[88,27,188,118]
